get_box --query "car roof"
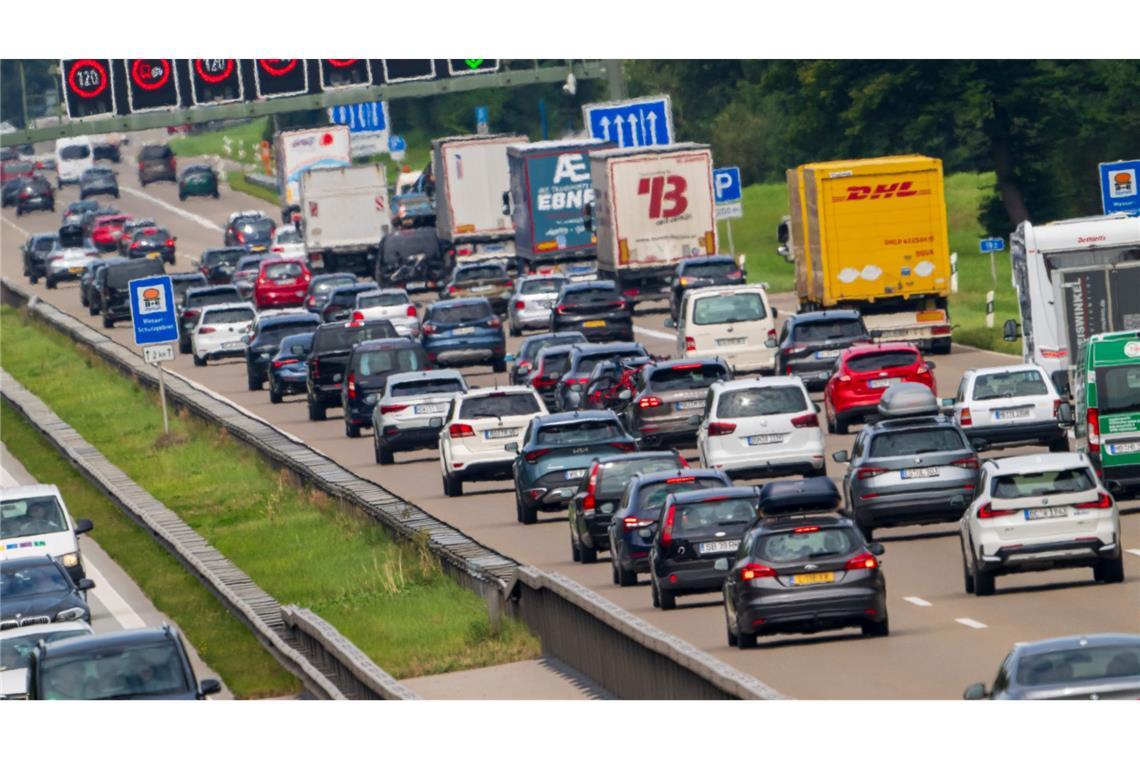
[571,342,644,356]
[787,309,863,323]
[38,625,179,660]
[202,246,246,255]
[352,337,419,352]
[315,318,390,332]
[630,468,726,487]
[562,280,616,293]
[969,363,1047,377]
[328,283,376,294]
[280,332,314,345]
[386,369,465,385]
[841,342,918,357]
[866,415,959,433]
[667,486,758,506]
[312,272,356,282]
[458,385,537,399]
[456,260,505,271]
[186,285,240,296]
[522,331,585,345]
[359,288,406,298]
[168,272,207,282]
[983,452,1092,474]
[199,302,254,314]
[1011,633,1140,658]
[255,311,319,326]
[648,357,726,372]
[679,254,735,266]
[1,484,63,501]
[760,512,851,531]
[236,255,265,266]
[0,555,61,570]
[594,451,682,466]
[519,273,566,281]
[430,297,491,308]
[536,410,620,425]
[712,376,806,393]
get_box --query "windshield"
[460,393,540,418]
[847,350,920,373]
[60,145,90,160]
[187,290,240,308]
[314,323,396,352]
[869,428,966,458]
[202,250,243,267]
[577,350,646,375]
[236,259,263,274]
[692,292,766,325]
[973,369,1049,400]
[596,456,680,498]
[313,276,356,294]
[201,308,253,325]
[5,160,34,174]
[356,348,425,376]
[275,228,302,244]
[521,335,583,362]
[647,364,727,391]
[537,350,572,375]
[793,319,866,342]
[33,237,59,252]
[140,146,171,160]
[635,477,725,516]
[359,292,408,308]
[716,386,808,417]
[1017,644,1140,686]
[237,219,275,237]
[536,420,623,446]
[992,468,1096,499]
[257,322,316,345]
[674,498,756,530]
[39,642,190,700]
[0,563,71,597]
[390,378,466,397]
[1,495,68,539]
[754,527,859,563]
[521,278,566,295]
[431,302,492,323]
[137,229,170,243]
[171,277,206,299]
[455,265,505,282]
[683,261,738,279]
[1097,365,1140,415]
[1,628,89,672]
[265,262,304,280]
[563,286,618,306]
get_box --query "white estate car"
[270,226,307,262]
[371,370,468,465]
[439,386,549,497]
[959,453,1123,596]
[950,364,1069,452]
[697,376,825,479]
[1,621,93,699]
[1,485,93,584]
[191,303,256,366]
[352,289,420,338]
[508,274,568,336]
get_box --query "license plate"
[69,266,85,273]
[717,337,747,346]
[1025,506,1068,521]
[698,540,740,555]
[504,442,518,453]
[995,407,1032,420]
[485,428,517,439]
[815,350,840,359]
[1106,441,1140,455]
[414,404,446,414]
[407,281,426,289]
[793,571,835,586]
[472,285,493,292]
[584,320,606,328]
[482,243,506,253]
[676,400,705,410]
[565,468,587,480]
[748,434,784,445]
[275,278,295,286]
[222,341,243,349]
[146,252,161,259]
[901,467,939,479]
[453,327,476,335]
[869,377,899,388]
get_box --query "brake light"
[623,516,654,530]
[660,504,676,547]
[379,404,408,415]
[793,525,819,533]
[1087,408,1099,453]
[236,231,245,243]
[183,309,199,319]
[272,246,284,253]
[488,317,501,328]
[582,463,600,514]
[556,304,568,315]
[272,358,299,369]
[622,288,639,297]
[406,305,417,317]
[514,300,526,310]
[165,239,174,247]
[611,300,627,310]
[856,467,887,480]
[422,323,437,335]
[638,396,662,409]
[533,376,557,389]
[767,328,777,343]
[708,421,736,436]
[448,285,459,295]
[951,456,979,470]
[791,413,818,428]
[684,336,696,353]
[346,372,357,400]
[961,407,972,426]
[198,326,216,334]
[525,448,553,464]
[504,280,514,289]
[976,502,1016,519]
[130,241,140,249]
[1074,492,1112,510]
[674,363,702,370]
[783,344,804,355]
[845,552,878,571]
[449,423,475,438]
[351,311,365,322]
[740,563,776,581]
[665,476,696,484]
[308,296,317,306]
[1052,399,1061,418]
[609,441,637,452]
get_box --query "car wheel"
[193,354,206,367]
[570,535,581,563]
[29,273,38,285]
[862,616,890,637]
[345,419,361,438]
[509,322,521,337]
[45,277,57,290]
[165,254,175,265]
[651,578,660,608]
[1048,437,1069,453]
[826,411,836,434]
[972,563,995,596]
[835,414,849,435]
[858,523,874,542]
[113,191,120,199]
[442,472,463,497]
[88,302,99,316]
[492,357,507,374]
[16,206,23,216]
[961,541,976,594]
[726,612,739,647]
[737,630,758,650]
[102,314,114,329]
[658,585,676,610]
[517,492,537,525]
[179,193,186,202]
[247,374,263,392]
[269,387,283,404]
[580,542,598,564]
[615,557,637,587]
[308,398,327,422]
[179,339,190,355]
[212,190,220,200]
[1094,555,1124,584]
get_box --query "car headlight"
[59,552,80,568]
[365,394,377,405]
[56,607,86,622]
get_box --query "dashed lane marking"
[2,216,32,236]
[1126,549,1140,558]
[903,596,932,607]
[633,325,675,342]
[955,617,988,630]
[84,558,148,630]
[120,186,223,232]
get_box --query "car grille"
[0,615,52,630]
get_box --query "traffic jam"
[4,106,1140,702]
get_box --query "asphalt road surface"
[3,159,1136,699]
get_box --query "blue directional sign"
[474,105,489,134]
[583,95,673,148]
[388,134,406,153]
[979,238,1005,254]
[327,101,388,134]
[128,275,178,346]
[713,167,742,204]
[1099,159,1140,215]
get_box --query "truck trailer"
[299,164,390,276]
[274,125,351,223]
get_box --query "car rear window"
[431,301,492,323]
[390,377,466,397]
[313,322,397,352]
[647,363,728,391]
[1,495,67,540]
[455,265,506,282]
[106,260,164,288]
[355,348,426,376]
[847,350,920,373]
[202,307,254,325]
[538,350,572,375]
[39,641,190,700]
[753,526,859,563]
[716,386,808,417]
[691,292,766,325]
[312,276,356,294]
[258,322,317,345]
[972,369,1049,400]
[793,318,866,342]
[1094,365,1140,415]
[536,420,623,446]
[237,218,275,236]
[596,456,681,498]
[59,145,90,160]
[868,428,966,458]
[1016,644,1140,686]
[359,292,408,309]
[330,288,371,306]
[562,286,618,305]
[521,277,566,295]
[33,237,58,252]
[682,261,738,279]
[236,258,264,273]
[460,392,541,418]
[1,628,89,671]
[265,262,304,280]
[673,498,756,530]
[137,229,170,241]
[635,477,725,515]
[188,290,240,308]
[202,249,243,266]
[521,334,583,362]
[577,349,646,374]
[171,276,207,299]
[140,145,172,160]
[991,468,1096,499]
[276,228,302,244]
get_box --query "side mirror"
[1057,402,1074,425]
[74,518,94,535]
[664,318,675,329]
[868,542,885,556]
[832,450,849,463]
[199,678,222,697]
[501,190,511,217]
[1002,319,1020,342]
[972,439,991,453]
[814,403,821,413]
[771,306,778,318]
[869,329,884,340]
[962,683,988,700]
[618,389,632,401]
[686,414,702,426]
[926,361,936,371]
[1051,370,1071,398]
[77,578,95,591]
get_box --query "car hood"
[1,590,80,620]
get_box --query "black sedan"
[964,633,1140,700]
[195,247,247,285]
[0,556,95,628]
[14,175,55,216]
[124,227,177,265]
[550,281,634,343]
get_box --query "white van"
[674,284,778,373]
[0,484,93,583]
[55,136,94,187]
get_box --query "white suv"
[959,453,1123,596]
[1,485,93,584]
[371,370,468,465]
[697,377,825,479]
[950,364,1068,452]
[439,386,548,496]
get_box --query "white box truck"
[432,133,529,268]
[274,125,352,223]
[589,143,718,306]
[300,164,390,276]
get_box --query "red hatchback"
[253,259,312,310]
[90,214,132,252]
[823,342,936,434]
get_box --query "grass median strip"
[1,399,299,699]
[0,306,540,678]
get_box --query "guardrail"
[242,173,278,192]
[2,279,785,700]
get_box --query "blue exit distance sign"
[979,238,1005,254]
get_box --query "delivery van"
[674,284,777,373]
[55,136,94,187]
[1073,330,1140,498]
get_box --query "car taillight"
[236,231,245,243]
[791,413,818,428]
[198,326,216,334]
[960,407,972,426]
[488,317,501,328]
[272,246,284,253]
[525,448,553,464]
[380,404,408,415]
[555,304,568,315]
[514,300,527,311]
[138,161,144,170]
[582,463,600,514]
[622,288,639,297]
[1087,408,1099,453]
[609,441,637,452]
[1052,399,1061,418]
[272,358,299,369]
[976,502,1016,519]
[130,242,140,249]
[183,309,199,319]
[623,516,654,531]
[346,372,357,400]
[684,336,696,353]
[837,374,851,383]
[48,254,63,262]
[1074,491,1112,510]
[310,358,320,375]
[406,305,417,317]
[660,504,676,547]
[448,285,459,295]
[307,296,317,306]
[708,421,736,436]
[610,300,627,310]
[638,396,662,409]
[856,467,887,480]
[665,476,696,484]
[422,323,437,335]
[740,562,776,581]
[533,376,556,389]
[504,280,514,289]
[165,239,174,247]
[951,456,979,470]
[845,552,878,571]
[794,525,820,533]
[449,423,475,438]
[351,311,365,322]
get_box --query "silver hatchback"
[508,275,567,336]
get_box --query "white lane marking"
[1126,549,1140,558]
[903,596,932,607]
[83,559,148,630]
[120,185,223,232]
[955,617,988,630]
[2,216,32,236]
[633,325,676,342]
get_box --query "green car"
[178,164,219,201]
[1073,330,1140,498]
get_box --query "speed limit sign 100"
[61,59,117,119]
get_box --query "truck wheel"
[308,398,327,421]
[932,337,952,355]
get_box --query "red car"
[823,342,937,434]
[253,259,312,310]
[90,214,133,252]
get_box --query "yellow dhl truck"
[780,155,954,353]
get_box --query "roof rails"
[755,478,842,518]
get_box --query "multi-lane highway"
[4,156,1136,699]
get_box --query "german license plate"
[565,468,586,480]
[222,341,243,349]
[901,467,939,479]
[1105,441,1140,455]
[698,540,740,555]
[748,434,783,445]
[414,404,446,414]
[584,320,606,328]
[485,428,517,439]
[1025,506,1068,520]
[407,281,426,289]
[869,377,899,388]
[793,571,835,586]
[717,337,747,346]
[676,400,704,410]
[69,266,85,274]
[472,285,492,292]
[146,252,161,259]
[995,407,1031,420]
[815,350,840,359]
[453,327,476,335]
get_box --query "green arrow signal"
[465,59,484,70]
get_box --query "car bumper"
[978,535,1119,573]
[833,402,880,425]
[448,456,515,482]
[197,345,245,361]
[255,289,307,308]
[380,424,442,451]
[581,516,613,550]
[706,445,826,479]
[787,361,835,389]
[738,585,886,635]
[426,340,504,366]
[614,539,652,572]
[854,486,974,528]
[562,322,634,343]
[654,562,730,595]
[272,374,308,395]
[518,480,580,511]
[18,196,53,210]
[964,421,1065,448]
[1100,462,1140,496]
[633,416,700,443]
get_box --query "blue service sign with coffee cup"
[129,275,179,346]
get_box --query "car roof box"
[876,382,939,419]
[756,477,841,517]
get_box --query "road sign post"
[713,167,743,255]
[388,134,406,162]
[129,276,179,434]
[583,95,673,148]
[1098,159,1140,215]
[475,105,489,135]
[980,237,1004,283]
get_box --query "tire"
[179,193,186,202]
[193,354,206,367]
[509,322,521,338]
[45,277,57,290]
[932,337,952,355]
[308,398,327,422]
[345,419,361,438]
[1094,555,1124,584]
[165,253,175,266]
[247,373,263,392]
[179,338,190,355]
[835,415,849,435]
[375,440,395,465]
[140,178,147,187]
[492,357,507,374]
[29,273,38,285]
[212,190,220,200]
[113,191,120,199]
[580,543,598,565]
[737,631,758,650]
[658,586,676,610]
[1048,437,1069,453]
[269,387,283,404]
[442,472,463,497]
[570,536,581,563]
[517,492,537,525]
[962,542,976,594]
[726,615,739,647]
[827,413,837,434]
[862,616,890,637]
[972,563,995,596]
[88,303,98,316]
[614,557,637,587]
[102,314,114,329]
[858,523,874,542]
[16,206,23,216]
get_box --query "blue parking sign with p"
[129,275,178,346]
[714,167,742,204]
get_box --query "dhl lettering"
[840,181,927,201]
[883,235,934,246]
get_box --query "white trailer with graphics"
[274,125,351,223]
[300,164,390,276]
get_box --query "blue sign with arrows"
[583,95,673,148]
[979,238,1005,254]
[128,275,178,346]
[328,101,388,134]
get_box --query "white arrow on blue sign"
[328,101,388,134]
[979,238,1005,254]
[713,167,742,204]
[583,95,673,148]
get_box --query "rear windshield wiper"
[808,550,842,558]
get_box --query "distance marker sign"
[61,59,116,119]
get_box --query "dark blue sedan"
[268,332,314,404]
[421,297,507,373]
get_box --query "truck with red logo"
[589,143,718,307]
[299,164,390,276]
[274,125,351,223]
[784,154,954,353]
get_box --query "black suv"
[196,247,247,285]
[22,232,59,285]
[322,283,379,323]
[669,255,745,322]
[550,281,634,343]
[722,478,889,648]
[28,623,221,700]
[178,285,243,353]
[341,338,431,438]
[100,258,166,328]
[306,319,398,421]
[775,310,871,390]
[375,226,449,292]
[224,213,275,254]
[137,144,177,185]
[245,311,322,390]
[509,331,587,386]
